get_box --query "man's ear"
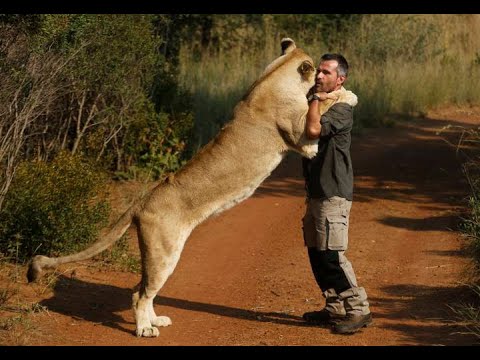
[281,37,296,55]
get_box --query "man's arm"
[305,92,329,139]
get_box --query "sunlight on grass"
[178,15,480,146]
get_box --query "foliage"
[0,152,110,261]
[272,14,361,49]
[119,108,192,180]
[0,14,194,181]
[450,284,480,342]
[461,143,480,271]
[463,194,480,266]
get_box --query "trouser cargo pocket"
[326,214,348,250]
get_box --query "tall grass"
[346,15,480,124]
[461,128,480,272]
[178,14,480,147]
[449,283,480,341]
[453,125,480,341]
[178,46,270,149]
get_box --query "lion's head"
[240,38,318,158]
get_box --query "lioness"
[27,39,347,338]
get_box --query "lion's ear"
[298,60,315,79]
[281,37,296,55]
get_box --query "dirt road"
[1,108,479,346]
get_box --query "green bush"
[0,15,194,180]
[0,152,110,262]
[118,105,193,181]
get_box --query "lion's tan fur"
[27,39,348,337]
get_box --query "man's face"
[315,60,345,93]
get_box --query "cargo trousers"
[302,196,370,316]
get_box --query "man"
[301,53,372,334]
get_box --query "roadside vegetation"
[455,127,480,340]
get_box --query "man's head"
[315,53,349,93]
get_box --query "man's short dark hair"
[321,53,348,77]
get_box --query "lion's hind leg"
[149,310,172,327]
[132,218,186,337]
[132,290,160,337]
[132,289,172,337]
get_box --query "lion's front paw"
[151,316,172,327]
[136,326,160,337]
[301,143,318,159]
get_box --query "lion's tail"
[27,202,140,283]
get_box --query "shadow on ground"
[379,215,461,232]
[39,275,135,336]
[39,275,480,345]
[370,283,479,345]
[40,275,319,337]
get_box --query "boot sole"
[305,317,346,325]
[334,319,373,334]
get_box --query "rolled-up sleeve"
[320,103,353,137]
